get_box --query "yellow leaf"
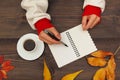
[61,70,83,80]
[91,50,113,58]
[88,50,116,80]
[93,68,106,80]
[105,56,116,80]
[87,57,107,67]
[43,60,52,80]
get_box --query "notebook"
[48,24,97,68]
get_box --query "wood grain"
[0,0,120,80]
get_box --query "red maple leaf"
[0,55,14,80]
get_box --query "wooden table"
[0,0,120,80]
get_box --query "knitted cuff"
[82,5,101,17]
[34,18,53,34]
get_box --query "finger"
[85,15,97,30]
[39,32,53,44]
[39,37,52,44]
[82,16,88,30]
[47,27,61,39]
[90,17,100,28]
[40,31,60,44]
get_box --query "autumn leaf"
[1,60,11,67]
[0,55,15,80]
[87,50,116,80]
[43,60,52,80]
[93,56,116,80]
[91,50,113,58]
[93,68,106,80]
[105,56,116,80]
[0,70,7,79]
[0,56,4,64]
[1,60,14,72]
[61,70,83,80]
[0,71,3,80]
[87,57,107,67]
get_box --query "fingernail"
[82,27,86,31]
[82,24,85,27]
[56,34,61,39]
[83,29,87,31]
[82,24,85,30]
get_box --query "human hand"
[82,14,100,30]
[39,27,61,44]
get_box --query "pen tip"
[65,44,68,47]
[60,41,68,47]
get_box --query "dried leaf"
[91,50,113,58]
[0,56,4,64]
[0,57,15,79]
[2,60,11,67]
[1,60,14,72]
[105,56,116,80]
[2,66,14,72]
[87,57,107,67]
[91,51,116,80]
[43,60,52,80]
[0,70,7,79]
[0,71,3,80]
[93,68,106,80]
[61,70,83,80]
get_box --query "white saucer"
[17,33,44,61]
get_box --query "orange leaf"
[2,60,11,68]
[0,71,3,80]
[93,68,106,80]
[2,66,14,72]
[1,60,14,72]
[0,56,15,80]
[88,50,116,80]
[105,56,116,80]
[43,60,52,80]
[91,50,113,58]
[0,56,4,64]
[61,70,83,80]
[0,70,7,79]
[87,57,107,67]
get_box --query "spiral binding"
[66,32,80,57]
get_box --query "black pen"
[44,30,68,47]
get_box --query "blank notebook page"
[48,24,97,68]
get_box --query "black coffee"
[24,39,35,51]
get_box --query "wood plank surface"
[0,0,120,39]
[0,0,120,80]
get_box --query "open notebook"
[48,24,97,68]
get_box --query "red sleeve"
[34,18,54,34]
[82,5,101,17]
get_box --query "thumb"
[48,27,61,40]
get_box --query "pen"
[44,30,68,47]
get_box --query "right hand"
[39,27,61,44]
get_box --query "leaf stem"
[114,45,120,55]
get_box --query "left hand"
[82,14,100,30]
